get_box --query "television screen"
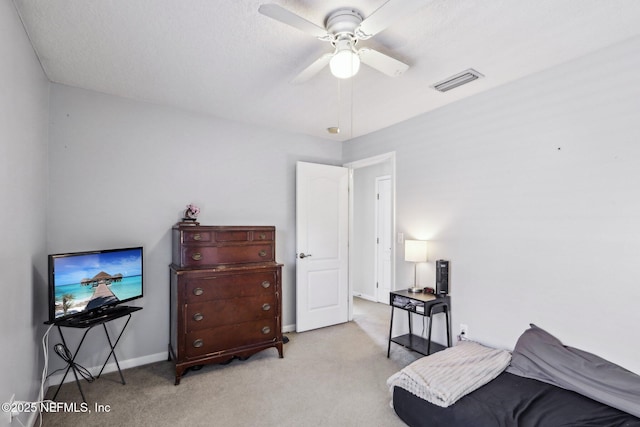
[48,246,143,323]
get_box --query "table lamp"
[405,240,428,293]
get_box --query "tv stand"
[46,306,142,402]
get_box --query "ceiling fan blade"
[356,0,430,39]
[358,48,409,77]
[290,53,333,84]
[258,4,331,41]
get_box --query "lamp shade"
[404,240,427,263]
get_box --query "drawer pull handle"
[259,233,266,240]
[261,326,271,335]
[262,303,271,311]
[193,287,204,296]
[261,281,271,289]
[193,234,201,241]
[193,339,204,348]
[191,252,202,261]
[259,250,267,257]
[193,313,204,321]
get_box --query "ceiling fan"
[258,1,428,83]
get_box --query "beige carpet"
[42,298,419,427]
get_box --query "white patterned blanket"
[387,340,511,407]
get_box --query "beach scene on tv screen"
[54,248,142,319]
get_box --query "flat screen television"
[48,246,143,323]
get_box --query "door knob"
[299,253,312,259]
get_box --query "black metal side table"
[387,290,451,357]
[47,306,142,402]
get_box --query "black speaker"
[436,260,449,296]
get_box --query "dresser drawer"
[184,271,277,303]
[215,230,250,242]
[185,318,277,358]
[251,230,274,241]
[178,243,274,267]
[182,230,212,243]
[185,294,277,332]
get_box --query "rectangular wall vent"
[432,68,484,92]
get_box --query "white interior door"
[296,161,349,332]
[375,176,392,302]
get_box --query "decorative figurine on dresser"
[169,223,284,385]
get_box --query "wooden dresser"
[169,224,283,385]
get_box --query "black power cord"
[53,343,95,383]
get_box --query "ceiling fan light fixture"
[330,40,360,79]
[259,3,415,83]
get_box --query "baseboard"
[46,351,168,388]
[45,330,296,390]
[46,325,300,389]
[353,293,377,302]
[46,324,298,391]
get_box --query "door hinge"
[376,237,379,244]
[377,193,380,200]
[376,282,379,288]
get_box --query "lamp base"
[407,287,423,293]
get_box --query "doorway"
[344,152,396,320]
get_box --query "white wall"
[46,84,342,373]
[344,35,640,374]
[0,0,50,421]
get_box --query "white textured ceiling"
[12,0,640,141]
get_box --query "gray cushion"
[507,324,640,418]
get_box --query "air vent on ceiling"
[432,69,484,92]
